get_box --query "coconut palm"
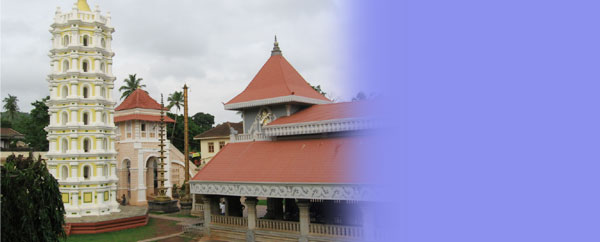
[119,74,146,100]
[2,94,19,121]
[167,91,184,141]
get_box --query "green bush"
[1,153,66,241]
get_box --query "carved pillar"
[245,197,258,242]
[297,199,310,242]
[202,196,217,236]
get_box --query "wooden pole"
[183,84,190,195]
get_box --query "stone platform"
[148,199,180,213]
[65,206,148,235]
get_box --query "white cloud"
[1,0,355,124]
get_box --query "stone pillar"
[245,197,258,242]
[297,199,310,242]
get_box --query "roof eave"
[224,95,331,110]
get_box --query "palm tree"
[119,74,146,100]
[2,94,19,121]
[167,91,184,141]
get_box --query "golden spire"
[77,0,91,11]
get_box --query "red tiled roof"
[115,89,164,111]
[191,137,362,184]
[194,122,243,139]
[114,114,175,123]
[268,101,369,126]
[225,55,330,105]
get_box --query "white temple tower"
[45,0,120,217]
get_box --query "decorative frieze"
[263,118,373,136]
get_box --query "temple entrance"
[146,157,158,198]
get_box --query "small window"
[63,60,69,72]
[83,138,90,153]
[61,138,69,153]
[101,38,106,48]
[83,113,89,125]
[102,138,108,150]
[141,123,146,131]
[219,141,225,149]
[63,35,70,46]
[83,87,89,98]
[208,142,214,153]
[102,165,108,176]
[100,63,105,73]
[83,166,90,180]
[102,113,107,123]
[61,85,69,98]
[61,112,68,125]
[83,35,89,46]
[82,61,88,72]
[61,166,69,180]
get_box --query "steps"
[67,214,149,235]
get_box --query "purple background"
[349,0,600,241]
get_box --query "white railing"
[211,215,247,227]
[309,223,363,238]
[256,219,300,232]
[230,133,271,143]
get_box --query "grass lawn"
[64,218,179,242]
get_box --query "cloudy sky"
[1,0,357,124]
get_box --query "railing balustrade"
[256,219,300,232]
[210,215,247,227]
[230,133,271,143]
[309,223,363,238]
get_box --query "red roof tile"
[191,137,363,184]
[114,114,175,123]
[225,55,330,106]
[115,89,164,111]
[268,101,369,126]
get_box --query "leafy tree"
[1,153,66,241]
[167,91,184,141]
[166,112,214,152]
[22,96,50,150]
[118,74,146,100]
[2,94,20,121]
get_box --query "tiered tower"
[45,0,120,217]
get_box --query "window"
[100,87,106,98]
[141,123,146,131]
[63,35,69,46]
[83,35,89,46]
[219,141,225,149]
[102,113,107,124]
[61,138,68,153]
[126,121,132,138]
[61,166,69,180]
[101,38,106,48]
[61,112,68,125]
[100,63,105,73]
[208,142,214,153]
[83,112,89,125]
[102,165,108,176]
[83,86,89,98]
[82,60,89,72]
[102,138,108,150]
[63,60,69,72]
[83,138,90,153]
[83,165,90,180]
[61,85,68,98]
[140,123,146,138]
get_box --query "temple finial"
[271,35,282,56]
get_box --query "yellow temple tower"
[45,0,120,217]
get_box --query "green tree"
[23,96,50,151]
[2,94,20,121]
[166,112,214,152]
[191,112,214,131]
[1,153,66,241]
[167,91,184,141]
[118,74,146,100]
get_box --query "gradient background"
[350,0,600,241]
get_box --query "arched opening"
[83,86,89,98]
[61,85,68,98]
[102,164,108,177]
[61,138,69,153]
[82,60,89,72]
[83,112,89,125]
[101,87,106,98]
[146,157,158,198]
[61,112,68,125]
[101,38,106,48]
[102,138,108,150]
[63,60,69,72]
[83,165,91,180]
[83,138,90,153]
[83,35,89,46]
[100,63,105,73]
[63,35,69,46]
[61,166,69,180]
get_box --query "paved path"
[148,213,202,225]
[137,231,184,242]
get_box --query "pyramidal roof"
[224,38,331,110]
[115,89,163,111]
